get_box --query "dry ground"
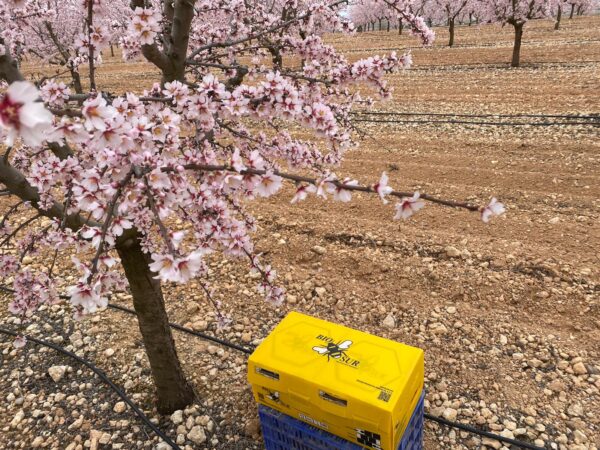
[1,16,600,450]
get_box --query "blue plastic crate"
[258,390,424,450]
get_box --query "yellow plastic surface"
[248,311,424,450]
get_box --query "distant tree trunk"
[398,18,403,34]
[110,44,115,57]
[387,19,390,32]
[68,68,83,94]
[378,18,383,30]
[427,18,433,27]
[576,5,582,15]
[569,3,575,18]
[511,22,524,67]
[117,235,195,415]
[371,21,375,31]
[449,17,455,46]
[555,5,562,30]
[469,13,473,26]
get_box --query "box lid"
[248,311,424,413]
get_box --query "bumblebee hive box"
[248,311,424,450]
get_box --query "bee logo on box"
[312,335,360,368]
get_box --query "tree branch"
[164,163,481,211]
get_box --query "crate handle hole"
[319,390,347,407]
[256,367,280,380]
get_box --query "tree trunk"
[449,18,455,46]
[576,5,582,15]
[511,23,524,67]
[469,13,473,26]
[555,5,562,30]
[110,44,115,57]
[569,4,575,18]
[387,19,390,32]
[378,18,382,30]
[116,235,195,415]
[70,69,84,94]
[398,18,403,35]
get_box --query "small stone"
[192,321,208,332]
[314,287,326,297]
[104,348,115,357]
[572,362,587,375]
[113,402,127,414]
[170,410,184,425]
[244,418,261,437]
[499,335,508,345]
[567,403,583,417]
[500,429,514,439]
[311,245,327,255]
[548,217,560,224]
[187,425,207,444]
[10,410,25,428]
[446,306,457,314]
[31,437,44,448]
[241,332,252,343]
[442,408,457,421]
[573,430,587,443]
[482,437,501,449]
[548,379,565,392]
[98,433,111,445]
[48,365,67,383]
[445,246,460,258]
[382,314,395,329]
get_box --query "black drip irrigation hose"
[0,285,548,450]
[0,327,182,450]
[351,111,600,120]
[352,118,598,126]
[107,303,254,355]
[424,413,545,450]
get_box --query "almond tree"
[350,0,437,37]
[0,0,502,414]
[427,0,472,45]
[479,0,557,67]
[0,0,130,93]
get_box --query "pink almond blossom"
[0,81,53,147]
[481,198,506,223]
[373,172,394,204]
[394,192,426,220]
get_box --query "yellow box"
[247,311,424,450]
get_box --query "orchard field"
[2,15,600,450]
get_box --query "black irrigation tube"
[107,303,254,355]
[351,111,600,120]
[0,286,547,450]
[424,413,545,450]
[351,118,599,127]
[408,61,600,71]
[0,327,182,450]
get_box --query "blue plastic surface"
[258,390,425,450]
